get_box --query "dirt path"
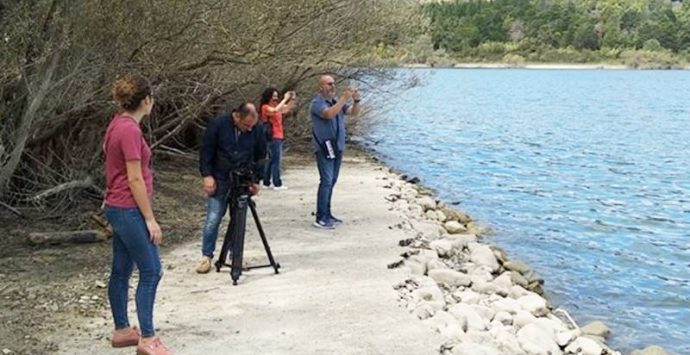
[51,153,442,354]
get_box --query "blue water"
[362,69,690,354]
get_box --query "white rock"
[581,321,611,339]
[451,343,501,355]
[511,272,530,288]
[448,210,472,224]
[490,326,526,354]
[493,272,514,289]
[408,204,424,216]
[491,297,523,315]
[410,219,444,240]
[472,280,508,296]
[491,246,508,264]
[452,290,481,305]
[436,210,448,222]
[516,323,562,355]
[405,258,426,276]
[448,303,489,331]
[444,221,467,234]
[631,345,669,355]
[470,304,496,322]
[428,269,472,287]
[470,245,500,272]
[463,330,494,344]
[430,239,454,257]
[413,302,436,319]
[546,314,571,331]
[401,187,418,200]
[417,248,442,260]
[517,294,548,316]
[467,242,482,253]
[503,260,531,274]
[513,310,538,329]
[411,277,445,305]
[417,196,436,211]
[448,234,477,249]
[469,267,494,283]
[423,311,465,341]
[509,285,531,299]
[557,330,581,347]
[467,221,493,236]
[426,210,441,221]
[392,199,410,211]
[493,311,513,326]
[532,317,567,337]
[565,336,604,355]
[426,259,449,272]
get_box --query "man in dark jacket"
[196,102,267,273]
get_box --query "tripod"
[215,185,280,285]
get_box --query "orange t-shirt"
[261,104,285,140]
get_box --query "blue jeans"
[315,150,343,222]
[263,139,283,187]
[201,181,230,258]
[104,206,162,337]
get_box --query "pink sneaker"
[137,336,172,355]
[111,326,140,348]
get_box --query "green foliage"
[643,39,663,51]
[421,0,690,64]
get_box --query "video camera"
[224,151,259,191]
[229,162,257,190]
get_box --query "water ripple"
[365,69,690,354]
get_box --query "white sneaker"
[272,186,288,191]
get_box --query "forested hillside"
[378,0,690,67]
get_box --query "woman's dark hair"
[259,87,280,108]
[112,75,152,111]
[232,102,256,119]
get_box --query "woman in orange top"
[259,87,295,190]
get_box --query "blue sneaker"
[313,219,335,229]
[329,216,343,225]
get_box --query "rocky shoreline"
[402,63,690,70]
[381,170,667,355]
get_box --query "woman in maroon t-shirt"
[102,75,171,355]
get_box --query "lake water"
[361,69,690,354]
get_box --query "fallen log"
[26,229,108,246]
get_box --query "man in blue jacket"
[310,75,362,229]
[196,102,267,273]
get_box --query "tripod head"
[227,161,258,200]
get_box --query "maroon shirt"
[103,113,153,208]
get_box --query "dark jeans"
[104,206,162,337]
[263,139,283,187]
[201,181,230,258]
[315,149,343,222]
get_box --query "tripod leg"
[215,200,234,272]
[249,199,280,274]
[230,196,249,285]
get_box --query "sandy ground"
[52,153,443,355]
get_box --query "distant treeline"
[418,0,690,65]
